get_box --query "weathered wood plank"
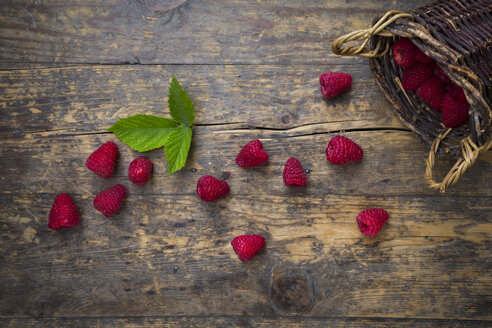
[2,316,490,328]
[1,0,490,324]
[1,192,491,318]
[0,0,434,66]
[1,129,491,196]
[0,64,405,137]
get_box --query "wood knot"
[281,114,291,124]
[269,268,314,314]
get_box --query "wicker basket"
[332,0,492,193]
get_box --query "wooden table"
[1,1,491,327]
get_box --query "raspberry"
[93,184,127,218]
[231,234,265,262]
[196,175,229,201]
[128,156,153,186]
[446,84,468,104]
[392,38,417,67]
[283,157,308,187]
[235,139,269,168]
[401,63,434,91]
[319,72,352,99]
[49,193,80,230]
[417,76,445,111]
[415,48,434,64]
[356,208,389,237]
[442,93,470,128]
[86,141,119,178]
[435,65,451,84]
[326,135,363,165]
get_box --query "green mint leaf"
[108,114,178,152]
[163,126,192,175]
[168,76,195,126]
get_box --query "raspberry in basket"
[402,62,434,91]
[442,93,470,128]
[417,76,445,111]
[392,38,417,67]
[331,6,491,192]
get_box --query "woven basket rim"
[330,0,492,192]
[368,4,491,156]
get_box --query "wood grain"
[1,0,491,326]
[1,128,491,197]
[0,0,433,66]
[2,316,490,328]
[1,190,491,319]
[0,64,405,136]
[1,128,491,319]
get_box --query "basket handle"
[425,129,492,193]
[331,10,413,58]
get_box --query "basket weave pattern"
[332,0,492,192]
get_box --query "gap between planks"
[0,314,489,323]
[0,58,365,71]
[14,124,412,138]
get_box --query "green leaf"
[163,126,192,175]
[168,76,195,126]
[108,114,179,152]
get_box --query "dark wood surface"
[1,1,491,327]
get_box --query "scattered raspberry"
[319,72,352,99]
[415,48,434,64]
[435,65,452,84]
[86,141,119,178]
[283,157,308,187]
[442,93,470,128]
[231,234,265,262]
[196,175,230,201]
[392,38,417,67]
[326,135,363,165]
[49,193,80,230]
[128,156,153,186]
[356,208,389,237]
[417,76,445,111]
[93,184,127,218]
[446,84,468,104]
[401,62,434,91]
[235,139,269,168]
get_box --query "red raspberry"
[196,175,229,201]
[235,139,269,168]
[415,48,434,64]
[435,65,451,84]
[319,72,352,99]
[128,156,153,186]
[283,157,308,187]
[442,93,470,128]
[231,234,265,262]
[49,193,80,230]
[86,141,119,178]
[356,208,389,237]
[401,63,434,91]
[446,84,468,104]
[93,184,127,218]
[392,38,417,67]
[326,135,363,165]
[417,76,445,111]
